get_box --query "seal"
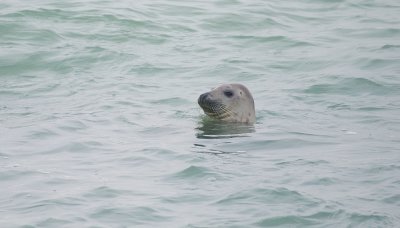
[198,83,256,124]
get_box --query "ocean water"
[1,0,400,227]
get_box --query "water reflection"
[195,117,255,139]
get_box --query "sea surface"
[1,0,400,227]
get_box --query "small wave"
[90,206,171,225]
[83,186,132,199]
[303,77,398,96]
[150,97,190,106]
[380,44,400,50]
[255,215,318,227]
[302,177,338,186]
[171,165,215,179]
[229,35,313,48]
[222,138,333,152]
[29,128,59,139]
[216,187,319,206]
[36,218,72,227]
[255,210,391,227]
[382,194,400,204]
[0,170,38,181]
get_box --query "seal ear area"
[233,84,254,99]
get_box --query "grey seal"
[198,83,255,124]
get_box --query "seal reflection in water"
[198,83,255,124]
[196,117,255,139]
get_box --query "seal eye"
[224,90,234,98]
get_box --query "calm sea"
[1,0,400,227]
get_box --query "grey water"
[1,0,400,227]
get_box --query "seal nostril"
[198,93,209,104]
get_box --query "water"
[1,0,400,227]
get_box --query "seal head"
[198,83,255,124]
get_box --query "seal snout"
[198,92,210,106]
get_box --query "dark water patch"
[200,12,273,33]
[364,164,400,174]
[275,158,330,167]
[200,17,244,32]
[287,131,334,139]
[57,120,88,132]
[305,210,344,220]
[29,83,60,96]
[4,8,72,21]
[139,126,179,136]
[216,187,319,206]
[335,27,400,38]
[223,58,251,64]
[63,26,170,45]
[16,197,85,214]
[229,35,313,48]
[382,194,400,205]
[327,103,352,110]
[192,144,245,155]
[0,153,9,158]
[256,110,293,122]
[55,48,134,72]
[44,177,79,186]
[19,225,35,228]
[148,3,206,17]
[0,3,8,10]
[349,1,400,9]
[171,165,216,179]
[161,193,213,204]
[4,27,63,45]
[0,89,22,97]
[302,177,338,186]
[36,218,72,228]
[171,109,197,119]
[1,18,59,53]
[357,58,400,71]
[255,215,317,227]
[128,64,177,76]
[271,9,328,25]
[0,169,46,181]
[115,115,140,126]
[150,97,190,106]
[269,59,333,72]
[90,206,170,225]
[380,44,400,50]
[303,78,398,96]
[220,138,334,152]
[0,51,59,76]
[347,212,392,227]
[29,128,59,139]
[73,14,149,27]
[83,186,132,199]
[112,5,159,19]
[40,142,95,155]
[118,155,154,168]
[356,106,388,112]
[137,148,177,160]
[165,23,198,33]
[255,209,346,227]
